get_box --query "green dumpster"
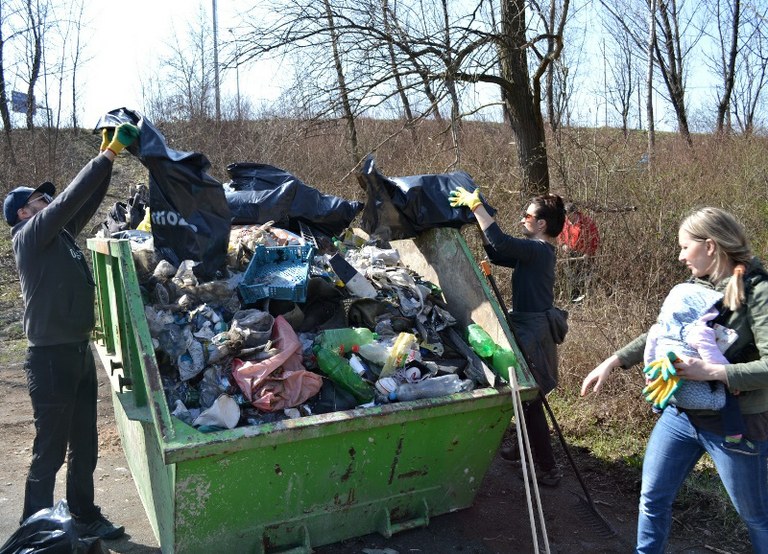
[86,227,537,554]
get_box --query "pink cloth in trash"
[232,315,322,412]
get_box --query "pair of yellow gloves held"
[99,122,140,156]
[642,352,682,410]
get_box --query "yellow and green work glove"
[448,186,482,211]
[642,352,681,410]
[101,122,140,156]
[99,128,113,152]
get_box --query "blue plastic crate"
[238,244,315,304]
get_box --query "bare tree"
[493,0,569,194]
[323,0,360,165]
[647,0,657,154]
[604,27,636,136]
[22,0,46,130]
[149,6,217,122]
[68,0,86,129]
[600,0,702,146]
[382,0,416,141]
[536,0,579,132]
[238,0,569,193]
[653,0,696,145]
[0,1,17,164]
[731,3,768,134]
[706,0,741,134]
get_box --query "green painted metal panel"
[87,228,537,554]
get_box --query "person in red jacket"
[558,202,600,301]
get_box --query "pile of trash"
[124,223,503,432]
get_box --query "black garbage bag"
[224,162,363,238]
[93,108,231,281]
[356,155,495,241]
[0,500,105,554]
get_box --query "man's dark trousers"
[22,341,98,522]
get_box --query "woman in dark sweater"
[450,187,567,486]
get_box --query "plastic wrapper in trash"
[0,499,104,554]
[94,107,231,282]
[192,394,240,429]
[232,315,323,412]
[356,154,496,241]
[229,309,275,348]
[224,162,364,237]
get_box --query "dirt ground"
[0,351,751,554]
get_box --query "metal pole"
[212,0,221,121]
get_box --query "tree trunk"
[323,0,360,165]
[654,0,692,146]
[25,0,42,130]
[499,0,550,197]
[441,0,462,166]
[646,0,656,159]
[716,0,740,135]
[382,0,416,141]
[0,3,16,165]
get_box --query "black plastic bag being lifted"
[225,162,364,238]
[94,108,231,281]
[356,155,496,241]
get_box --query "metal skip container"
[86,227,537,554]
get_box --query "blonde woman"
[581,207,768,553]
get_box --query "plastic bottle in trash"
[314,346,375,403]
[467,324,497,358]
[348,354,367,376]
[389,374,474,402]
[491,348,519,382]
[319,327,378,354]
[380,332,419,377]
[357,341,391,366]
[329,253,378,299]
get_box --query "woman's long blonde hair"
[680,207,753,310]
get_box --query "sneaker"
[536,467,563,487]
[722,439,758,456]
[499,442,521,462]
[73,511,125,540]
[517,466,563,487]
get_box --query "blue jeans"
[637,406,768,553]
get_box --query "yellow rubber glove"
[448,186,482,211]
[643,373,681,409]
[106,123,140,156]
[642,352,681,409]
[642,351,678,381]
[99,128,114,152]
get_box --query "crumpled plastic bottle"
[389,374,474,402]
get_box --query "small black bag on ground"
[0,500,105,554]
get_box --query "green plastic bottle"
[319,327,378,354]
[314,346,375,403]
[491,348,519,382]
[466,324,497,358]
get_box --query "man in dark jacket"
[2,123,139,540]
